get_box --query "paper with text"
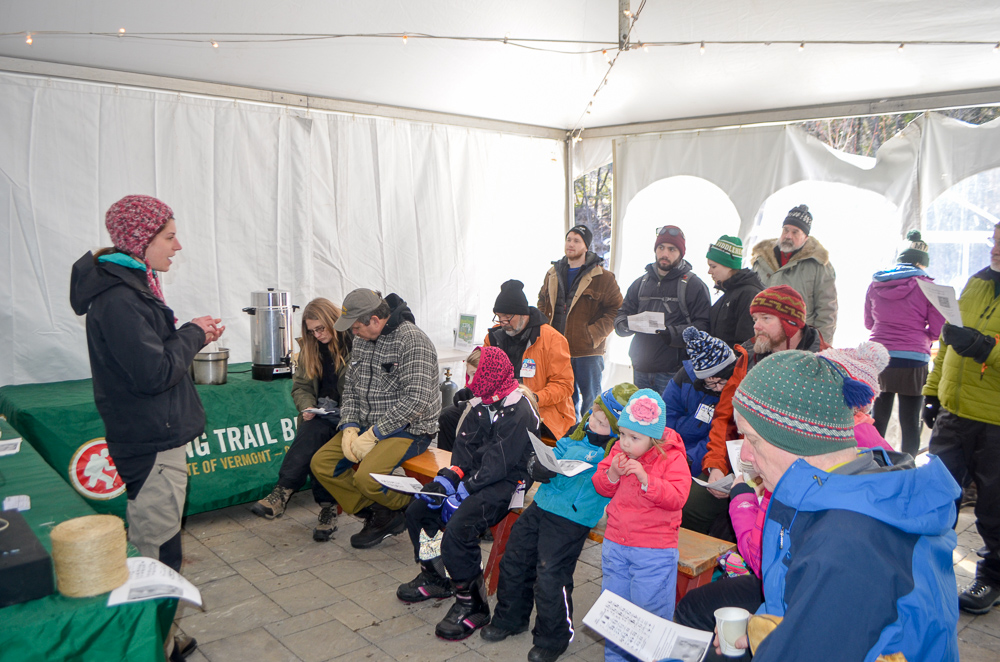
[107,557,202,607]
[916,279,963,326]
[371,473,449,499]
[628,311,666,334]
[529,432,593,477]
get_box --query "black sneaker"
[313,503,338,542]
[528,645,567,662]
[350,504,406,549]
[397,558,454,603]
[480,623,527,642]
[958,579,1000,614]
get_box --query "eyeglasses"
[308,325,327,336]
[655,226,683,237]
[492,314,515,324]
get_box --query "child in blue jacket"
[481,383,638,662]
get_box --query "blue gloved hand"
[416,476,456,509]
[440,482,470,524]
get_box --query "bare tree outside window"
[574,163,613,262]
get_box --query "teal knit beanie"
[706,234,744,271]
[733,351,858,456]
[619,388,668,440]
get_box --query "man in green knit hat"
[714,350,959,662]
[705,234,764,348]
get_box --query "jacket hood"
[382,292,416,334]
[773,452,959,537]
[717,268,765,292]
[70,252,146,315]
[870,273,929,300]
[873,264,928,282]
[751,236,830,272]
[553,251,603,271]
[644,258,693,281]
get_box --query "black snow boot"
[396,557,454,603]
[435,575,491,640]
[350,503,406,549]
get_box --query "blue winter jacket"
[531,431,612,528]
[756,450,960,662]
[661,361,720,476]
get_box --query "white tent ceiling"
[2,1,1000,131]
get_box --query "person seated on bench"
[593,389,692,662]
[482,383,638,662]
[711,350,960,662]
[396,346,540,642]
[436,348,480,450]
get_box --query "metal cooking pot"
[190,348,229,385]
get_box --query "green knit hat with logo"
[733,350,860,456]
[706,235,744,270]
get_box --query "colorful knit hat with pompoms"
[568,383,638,443]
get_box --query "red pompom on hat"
[104,195,174,301]
[468,346,519,404]
[749,285,807,340]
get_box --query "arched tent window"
[749,182,900,348]
[924,169,1000,292]
[608,177,740,376]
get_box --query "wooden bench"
[400,448,736,600]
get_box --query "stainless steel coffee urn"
[242,288,298,381]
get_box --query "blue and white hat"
[619,389,667,440]
[682,326,736,380]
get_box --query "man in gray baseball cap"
[313,288,441,548]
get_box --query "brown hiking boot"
[313,503,338,542]
[250,485,292,519]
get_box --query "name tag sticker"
[521,358,537,378]
[695,403,715,424]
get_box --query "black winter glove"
[942,323,997,363]
[526,453,557,484]
[435,467,462,488]
[452,387,473,407]
[922,395,941,430]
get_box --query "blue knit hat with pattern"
[619,388,667,440]
[682,326,736,379]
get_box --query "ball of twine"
[50,515,129,598]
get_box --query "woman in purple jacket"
[864,231,946,456]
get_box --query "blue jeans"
[571,356,605,420]
[601,540,679,662]
[632,370,672,395]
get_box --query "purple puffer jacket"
[864,266,946,358]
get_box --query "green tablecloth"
[0,363,300,518]
[0,418,176,662]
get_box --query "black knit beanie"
[783,204,813,236]
[494,280,530,315]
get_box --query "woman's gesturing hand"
[192,316,226,344]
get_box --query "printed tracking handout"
[529,432,593,477]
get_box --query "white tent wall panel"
[0,73,566,386]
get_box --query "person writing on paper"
[250,298,352,542]
[592,389,691,662]
[614,225,712,392]
[483,383,638,662]
[923,221,1000,615]
[70,194,225,660]
[396,346,540,641]
[712,351,959,662]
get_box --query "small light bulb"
[623,10,632,18]
[119,28,126,34]
[25,34,32,45]
[994,42,999,53]
[603,49,611,63]
[699,41,705,55]
[402,33,408,44]
[898,43,904,53]
[211,40,219,48]
[642,42,649,52]
[799,42,804,52]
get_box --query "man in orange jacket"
[485,280,576,441]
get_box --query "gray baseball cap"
[333,289,383,331]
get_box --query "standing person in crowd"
[818,342,894,454]
[310,289,440,549]
[538,224,623,419]
[705,235,764,347]
[483,383,637,662]
[923,222,1000,614]
[712,350,959,662]
[593,389,691,662]
[865,230,945,456]
[483,279,575,441]
[662,327,736,477]
[751,204,838,343]
[70,194,224,660]
[683,285,828,536]
[397,347,539,641]
[250,298,352,542]
[614,226,712,392]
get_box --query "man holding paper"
[614,225,711,392]
[923,222,1000,615]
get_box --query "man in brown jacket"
[538,224,623,418]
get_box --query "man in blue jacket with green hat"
[716,349,960,662]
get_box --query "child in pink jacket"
[593,388,691,662]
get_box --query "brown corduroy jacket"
[537,255,623,358]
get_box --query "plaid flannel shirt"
[341,320,441,437]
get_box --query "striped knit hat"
[783,204,813,235]
[682,326,736,379]
[706,235,744,270]
[569,383,638,441]
[734,350,857,456]
[749,285,807,340]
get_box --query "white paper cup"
[714,607,750,657]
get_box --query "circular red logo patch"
[68,439,126,500]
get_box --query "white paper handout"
[370,473,450,499]
[528,432,593,477]
[2,495,30,511]
[916,279,963,326]
[627,311,666,334]
[584,589,713,662]
[692,473,734,492]
[726,440,743,478]
[303,407,333,415]
[107,557,203,607]
[0,435,21,456]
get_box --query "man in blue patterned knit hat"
[712,350,960,662]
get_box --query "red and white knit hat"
[105,195,174,300]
